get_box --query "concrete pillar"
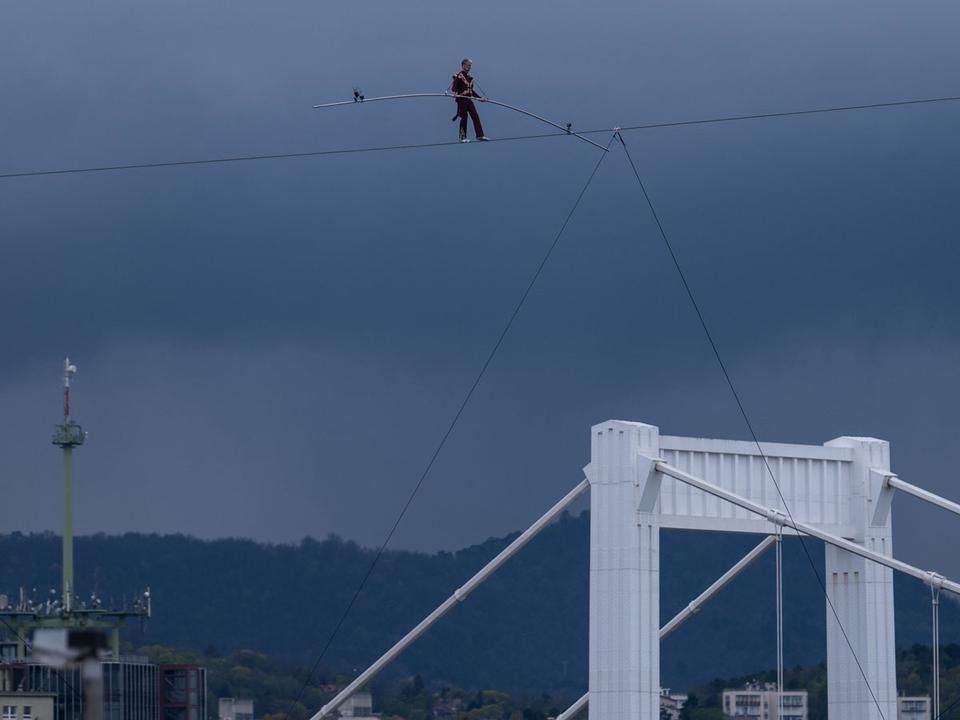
[823,437,898,720]
[588,421,661,720]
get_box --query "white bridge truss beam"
[654,454,960,720]
[654,461,960,597]
[311,479,589,720]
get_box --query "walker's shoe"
[478,136,489,141]
[460,137,470,143]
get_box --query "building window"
[22,707,32,720]
[2,706,16,720]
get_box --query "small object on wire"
[353,88,365,103]
[566,123,572,134]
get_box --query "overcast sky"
[2,0,960,582]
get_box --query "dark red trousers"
[456,99,485,139]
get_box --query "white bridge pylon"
[312,420,960,720]
[588,420,960,720]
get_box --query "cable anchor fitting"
[926,571,946,591]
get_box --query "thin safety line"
[288,132,617,714]
[615,131,888,720]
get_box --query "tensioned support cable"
[0,132,571,180]
[776,529,784,718]
[932,583,942,720]
[311,478,590,720]
[612,93,960,134]
[615,131,889,720]
[655,461,960,597]
[289,132,617,717]
[4,93,960,181]
[886,475,960,519]
[313,92,609,151]
[658,455,960,720]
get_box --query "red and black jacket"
[451,71,480,99]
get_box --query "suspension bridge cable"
[287,132,617,715]
[776,530,784,718]
[933,585,942,719]
[614,131,889,720]
[2,93,959,181]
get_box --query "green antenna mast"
[51,356,84,612]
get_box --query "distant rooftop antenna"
[52,356,85,612]
[0,363,150,661]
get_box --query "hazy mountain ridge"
[1,515,955,693]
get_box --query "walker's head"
[461,58,472,72]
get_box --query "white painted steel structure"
[311,419,960,720]
[556,535,776,720]
[586,420,960,720]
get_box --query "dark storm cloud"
[2,0,960,586]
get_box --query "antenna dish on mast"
[64,357,77,384]
[53,356,84,447]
